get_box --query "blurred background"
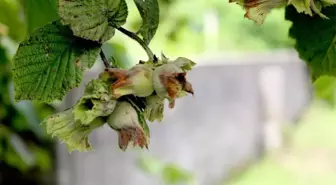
[1,0,335,185]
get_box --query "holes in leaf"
[83,99,94,110]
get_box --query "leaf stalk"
[100,51,111,68]
[116,27,155,62]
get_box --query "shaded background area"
[1,0,335,185]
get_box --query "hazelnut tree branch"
[100,50,111,68]
[116,27,155,62]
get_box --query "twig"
[116,27,155,62]
[100,50,111,68]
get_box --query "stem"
[116,27,155,62]
[100,50,111,68]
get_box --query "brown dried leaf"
[229,0,287,24]
[117,126,148,151]
[103,68,130,97]
[159,72,194,108]
[159,72,183,100]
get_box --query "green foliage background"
[124,0,295,59]
[0,0,56,184]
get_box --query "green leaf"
[173,57,196,72]
[12,21,101,103]
[134,0,160,45]
[58,0,128,43]
[20,0,59,34]
[288,0,312,16]
[137,156,163,175]
[162,164,193,184]
[33,146,52,171]
[41,109,105,152]
[309,0,333,19]
[313,76,336,105]
[73,79,117,125]
[0,43,8,64]
[144,95,164,122]
[0,0,27,41]
[288,0,336,18]
[286,5,336,78]
[322,0,336,7]
[127,97,150,138]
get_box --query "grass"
[224,101,336,185]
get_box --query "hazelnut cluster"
[41,55,195,152]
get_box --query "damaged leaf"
[289,0,335,19]
[72,79,117,125]
[144,95,165,122]
[229,0,287,24]
[152,63,194,109]
[58,0,128,42]
[173,57,196,72]
[41,109,105,152]
[288,0,313,15]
